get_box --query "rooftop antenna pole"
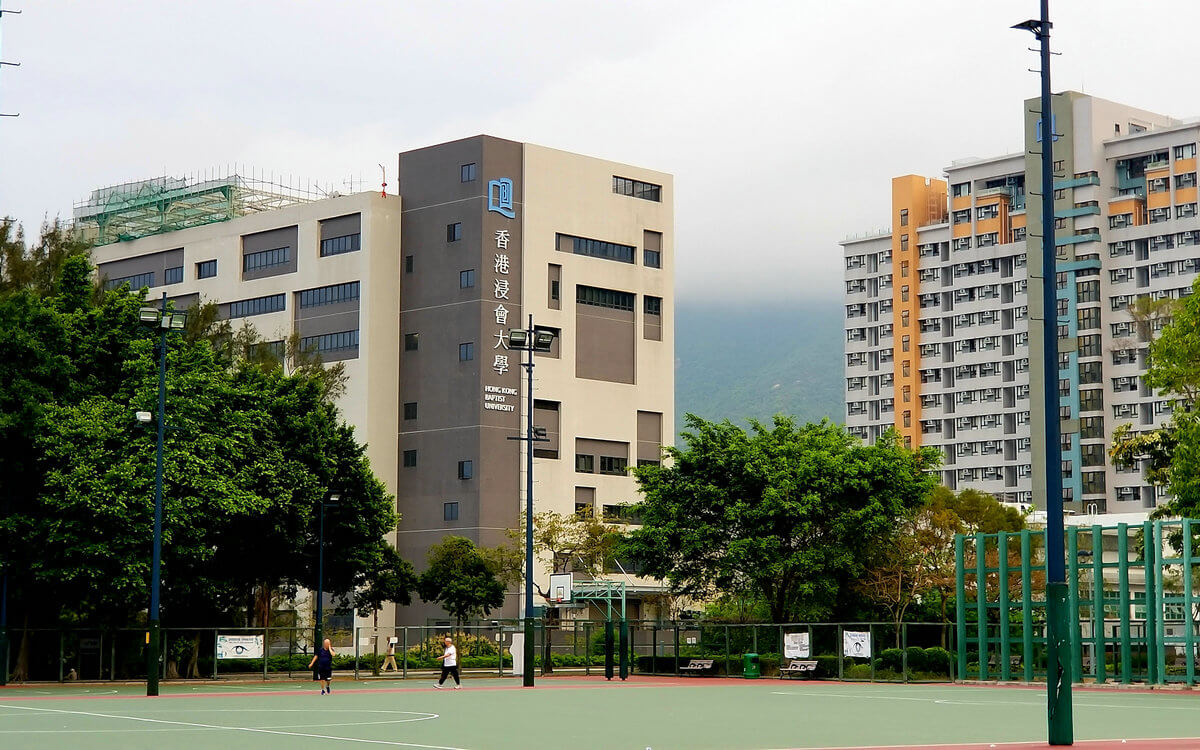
[379,164,387,197]
[1014,1,1072,744]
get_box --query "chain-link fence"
[2,621,954,684]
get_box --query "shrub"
[905,646,926,672]
[877,648,904,672]
[923,647,952,674]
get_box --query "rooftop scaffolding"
[73,170,330,247]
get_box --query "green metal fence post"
[902,623,909,684]
[263,627,269,682]
[837,624,844,680]
[955,534,967,681]
[1021,530,1033,682]
[1143,520,1158,685]
[999,532,1011,681]
[724,624,730,678]
[59,631,64,683]
[1154,521,1167,684]
[868,623,875,682]
[1067,526,1080,682]
[1092,525,1105,684]
[354,626,360,682]
[976,533,988,681]
[402,627,408,680]
[1184,518,1195,688]
[1118,524,1131,684]
[673,624,680,677]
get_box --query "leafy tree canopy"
[623,414,941,623]
[417,536,506,625]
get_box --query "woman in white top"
[434,636,460,689]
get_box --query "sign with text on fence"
[784,631,811,659]
[842,630,871,658]
[216,634,264,660]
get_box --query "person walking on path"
[382,640,398,672]
[308,638,336,695]
[434,636,460,689]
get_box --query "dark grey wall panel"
[98,248,183,286]
[241,226,298,281]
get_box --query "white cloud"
[4,0,1200,302]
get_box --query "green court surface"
[3,676,1200,750]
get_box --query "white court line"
[772,690,1200,711]
[0,707,441,733]
[0,704,467,750]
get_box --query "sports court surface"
[2,676,1200,750]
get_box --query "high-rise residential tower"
[843,92,1193,516]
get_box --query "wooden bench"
[679,659,716,676]
[779,659,818,679]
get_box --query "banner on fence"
[784,631,810,658]
[842,630,871,658]
[510,633,525,676]
[216,635,264,659]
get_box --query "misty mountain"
[673,299,845,441]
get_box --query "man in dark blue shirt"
[308,638,335,695]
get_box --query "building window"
[461,163,477,182]
[559,233,635,264]
[298,329,359,354]
[404,333,419,351]
[1077,307,1100,330]
[644,249,661,268]
[299,281,360,308]
[447,222,462,242]
[403,449,417,468]
[403,402,417,420]
[405,255,414,273]
[951,182,970,197]
[459,342,474,361]
[599,456,628,475]
[644,296,662,316]
[228,293,286,319]
[1175,143,1197,160]
[460,269,475,289]
[320,233,361,257]
[164,266,183,285]
[612,175,662,202]
[575,454,595,473]
[457,460,473,480]
[577,285,634,311]
[900,209,909,226]
[243,246,289,272]
[104,271,156,291]
[196,260,217,279]
[443,502,459,522]
[1079,334,1101,358]
[551,279,560,302]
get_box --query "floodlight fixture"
[135,411,153,423]
[507,329,528,348]
[139,308,160,323]
[533,330,556,351]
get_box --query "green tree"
[1109,280,1200,517]
[624,415,941,623]
[0,232,411,678]
[418,537,506,625]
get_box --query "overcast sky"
[4,1,1200,304]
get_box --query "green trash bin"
[743,652,760,679]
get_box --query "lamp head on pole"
[507,329,528,348]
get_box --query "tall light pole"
[313,493,340,680]
[506,317,556,687]
[137,293,188,697]
[1014,2,1072,743]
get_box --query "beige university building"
[80,136,675,627]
